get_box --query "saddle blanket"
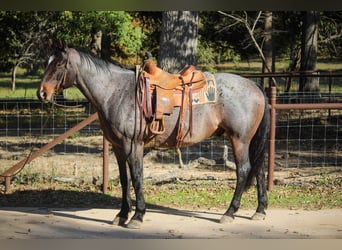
[173,72,217,106]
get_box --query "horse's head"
[37,40,77,103]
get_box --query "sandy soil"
[0,207,341,239]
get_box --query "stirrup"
[149,116,166,135]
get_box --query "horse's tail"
[245,85,270,189]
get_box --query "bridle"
[49,50,83,109]
[53,51,70,97]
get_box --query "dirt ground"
[1,136,341,239]
[0,207,341,239]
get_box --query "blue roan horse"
[37,41,270,229]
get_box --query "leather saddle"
[139,56,207,148]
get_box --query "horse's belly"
[145,104,219,148]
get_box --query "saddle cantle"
[138,55,215,148]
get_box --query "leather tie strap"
[144,77,153,118]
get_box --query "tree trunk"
[11,63,19,92]
[299,11,320,94]
[262,11,274,88]
[158,11,198,73]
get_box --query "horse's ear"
[56,39,68,51]
[48,38,54,49]
[146,52,153,59]
[47,39,68,51]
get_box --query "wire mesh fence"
[0,91,341,185]
[275,108,341,168]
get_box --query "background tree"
[1,11,342,93]
[299,11,320,93]
[158,11,199,73]
[0,11,147,92]
[262,11,274,88]
[319,12,342,58]
[0,11,52,90]
[218,11,278,87]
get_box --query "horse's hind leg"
[220,140,251,223]
[251,163,267,220]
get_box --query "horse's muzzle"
[37,82,57,103]
[37,87,47,102]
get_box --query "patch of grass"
[1,175,341,209]
[142,178,342,210]
[268,185,341,209]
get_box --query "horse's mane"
[78,50,133,73]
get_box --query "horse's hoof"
[219,215,234,224]
[126,219,142,229]
[112,216,127,226]
[251,212,266,220]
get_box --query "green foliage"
[0,11,147,75]
[52,11,146,64]
[106,11,146,62]
[318,12,342,58]
[197,37,241,72]
[1,11,342,79]
[197,40,216,72]
[130,12,162,57]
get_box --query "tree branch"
[218,11,277,86]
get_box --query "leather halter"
[49,51,82,109]
[53,52,70,95]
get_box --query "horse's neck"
[75,63,134,110]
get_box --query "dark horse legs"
[219,137,267,223]
[254,162,268,219]
[112,142,146,229]
[220,141,251,223]
[112,150,132,226]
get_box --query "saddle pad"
[173,72,217,106]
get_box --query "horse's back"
[214,72,265,106]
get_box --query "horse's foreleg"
[126,142,146,229]
[220,141,251,223]
[112,149,132,226]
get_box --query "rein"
[51,101,84,109]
